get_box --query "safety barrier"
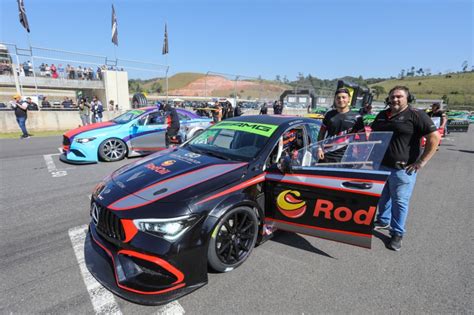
[0,108,308,133]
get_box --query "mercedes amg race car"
[60,108,212,164]
[85,115,393,305]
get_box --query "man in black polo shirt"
[371,86,440,251]
[10,94,32,139]
[317,88,364,162]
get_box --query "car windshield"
[290,132,393,171]
[112,109,146,124]
[184,121,277,162]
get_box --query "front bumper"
[60,153,97,164]
[60,140,99,164]
[85,224,206,305]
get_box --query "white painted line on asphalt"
[70,222,186,315]
[69,225,122,315]
[43,153,74,177]
[58,147,63,154]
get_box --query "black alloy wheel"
[207,206,258,272]
[99,138,127,162]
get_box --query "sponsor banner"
[267,181,380,236]
[211,121,278,137]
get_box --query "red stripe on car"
[267,177,381,197]
[197,174,266,205]
[265,217,371,238]
[64,121,116,139]
[109,163,248,210]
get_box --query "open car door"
[129,112,167,152]
[265,132,392,248]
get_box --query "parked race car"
[305,106,327,120]
[446,111,470,132]
[469,113,474,124]
[85,115,393,305]
[61,108,212,164]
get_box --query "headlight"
[133,215,198,241]
[76,137,97,143]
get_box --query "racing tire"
[208,206,258,273]
[98,138,127,162]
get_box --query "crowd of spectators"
[1,61,125,81]
[64,64,102,80]
[0,60,13,75]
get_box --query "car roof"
[226,114,316,127]
[134,107,202,119]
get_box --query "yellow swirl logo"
[161,160,176,166]
[277,190,307,218]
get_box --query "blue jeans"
[16,116,28,136]
[376,165,417,236]
[80,114,90,126]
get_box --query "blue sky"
[1,0,472,80]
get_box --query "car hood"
[107,148,248,211]
[64,121,122,141]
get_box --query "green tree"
[372,85,386,99]
[151,82,162,93]
[297,72,305,82]
[400,69,405,78]
[134,83,142,93]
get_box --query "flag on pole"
[17,0,30,33]
[111,4,118,46]
[162,23,169,55]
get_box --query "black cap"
[335,88,350,95]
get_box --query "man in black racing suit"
[164,103,181,147]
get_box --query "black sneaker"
[374,220,390,230]
[20,134,30,139]
[388,235,403,251]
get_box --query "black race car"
[85,115,392,305]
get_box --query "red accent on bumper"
[91,232,186,295]
[121,219,138,243]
